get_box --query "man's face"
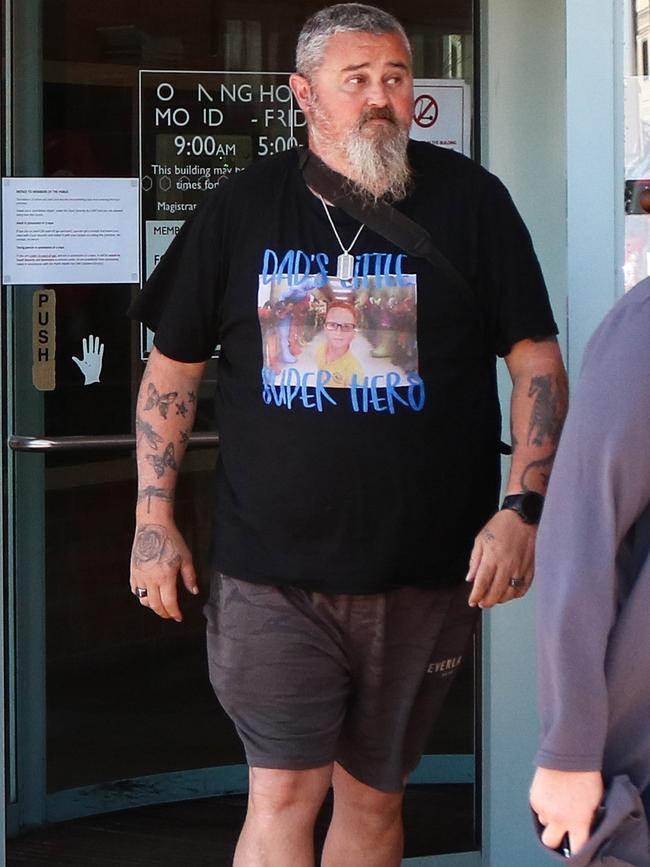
[301,30,413,145]
[324,307,357,353]
[290,30,413,198]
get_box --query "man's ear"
[289,73,313,112]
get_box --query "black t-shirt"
[131,142,557,593]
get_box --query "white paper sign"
[2,177,140,285]
[410,79,472,156]
[141,220,185,355]
[145,220,183,280]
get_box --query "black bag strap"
[298,147,474,299]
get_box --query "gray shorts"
[204,574,478,793]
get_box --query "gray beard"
[343,124,411,203]
[309,104,411,203]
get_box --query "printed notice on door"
[2,177,140,285]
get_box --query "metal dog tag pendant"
[336,253,354,281]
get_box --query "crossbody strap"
[298,148,511,454]
[298,148,475,299]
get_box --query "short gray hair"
[295,4,410,80]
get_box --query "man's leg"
[321,763,404,867]
[234,765,333,867]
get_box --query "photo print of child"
[257,274,418,389]
[316,302,363,388]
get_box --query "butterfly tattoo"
[144,383,178,419]
[146,442,178,478]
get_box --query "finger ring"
[509,577,525,589]
[135,587,148,598]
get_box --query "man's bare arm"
[467,337,568,608]
[506,336,569,496]
[130,346,207,621]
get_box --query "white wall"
[481,0,625,862]
[565,0,624,376]
[480,0,567,864]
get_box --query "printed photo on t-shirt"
[257,274,418,390]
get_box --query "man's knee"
[247,765,332,821]
[331,764,404,830]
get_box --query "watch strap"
[500,491,545,525]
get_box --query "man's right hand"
[530,766,604,856]
[130,520,198,622]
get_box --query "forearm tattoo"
[136,415,164,450]
[138,486,173,513]
[143,382,178,419]
[520,454,554,492]
[132,524,181,570]
[515,372,568,491]
[527,374,564,448]
[140,378,197,434]
[146,441,178,478]
[138,378,195,492]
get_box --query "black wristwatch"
[500,491,544,525]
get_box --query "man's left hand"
[465,509,536,608]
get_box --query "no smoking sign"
[413,94,439,128]
[410,79,470,154]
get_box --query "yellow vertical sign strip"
[32,289,56,391]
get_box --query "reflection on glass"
[45,448,246,792]
[625,0,650,288]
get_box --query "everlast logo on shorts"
[427,656,463,677]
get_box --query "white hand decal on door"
[72,334,104,385]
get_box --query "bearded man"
[129,5,567,866]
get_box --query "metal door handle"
[7,432,219,452]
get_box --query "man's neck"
[307,137,354,184]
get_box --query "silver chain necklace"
[319,195,364,281]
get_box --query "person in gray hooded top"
[530,276,650,864]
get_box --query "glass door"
[3,1,481,863]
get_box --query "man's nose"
[365,81,389,106]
